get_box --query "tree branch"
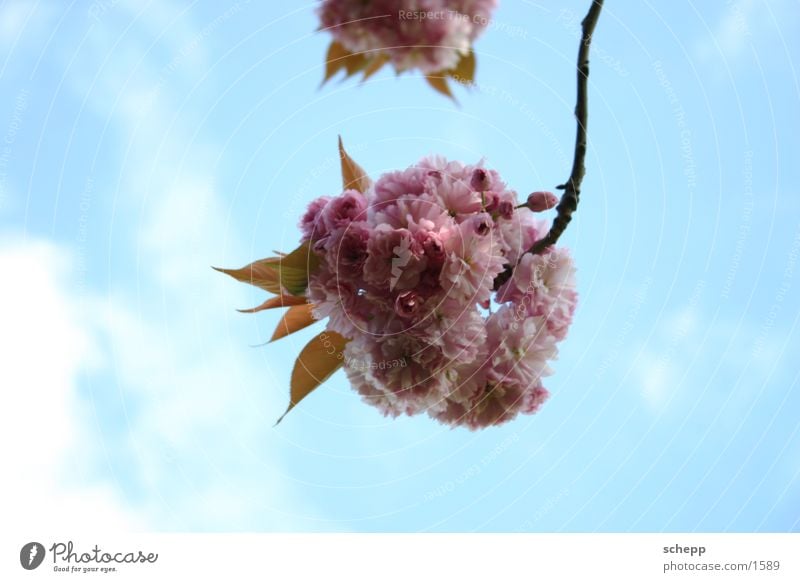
[494,0,603,290]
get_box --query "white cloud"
[0,208,314,532]
[627,297,799,426]
[630,307,698,411]
[88,174,313,529]
[0,2,319,533]
[0,238,143,533]
[0,1,56,52]
[0,1,35,48]
[634,352,672,410]
[695,0,795,64]
[95,283,308,530]
[43,2,320,530]
[713,0,757,59]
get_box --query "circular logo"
[20,542,45,570]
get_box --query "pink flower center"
[395,291,423,318]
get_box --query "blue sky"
[1,0,798,532]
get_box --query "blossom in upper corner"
[318,0,498,96]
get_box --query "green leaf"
[261,242,320,296]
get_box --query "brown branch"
[494,0,603,290]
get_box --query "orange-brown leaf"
[342,50,368,76]
[338,136,372,193]
[276,331,349,425]
[448,49,476,85]
[323,41,350,84]
[270,304,318,342]
[213,260,282,294]
[237,294,308,314]
[362,53,389,81]
[425,74,455,101]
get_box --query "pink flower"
[415,228,446,266]
[307,264,365,339]
[326,222,371,276]
[496,213,546,266]
[299,196,332,242]
[395,290,424,318]
[343,333,455,417]
[484,307,557,385]
[301,154,576,429]
[318,0,497,75]
[363,224,425,290]
[370,167,429,214]
[421,304,487,362]
[372,193,451,231]
[495,200,514,220]
[469,212,493,236]
[462,380,549,430]
[422,157,484,219]
[431,306,555,429]
[462,0,499,40]
[322,189,368,231]
[470,168,490,192]
[440,214,506,305]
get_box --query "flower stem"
[493,0,604,290]
[529,0,603,254]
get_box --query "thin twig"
[530,0,603,253]
[494,0,603,290]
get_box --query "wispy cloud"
[630,303,700,412]
[0,1,41,49]
[695,0,796,65]
[31,1,324,530]
[0,238,143,532]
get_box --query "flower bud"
[526,191,558,212]
[470,168,490,192]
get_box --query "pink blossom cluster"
[318,0,498,74]
[300,158,577,429]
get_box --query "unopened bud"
[470,168,490,192]
[526,191,558,212]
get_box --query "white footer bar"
[3,533,797,581]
